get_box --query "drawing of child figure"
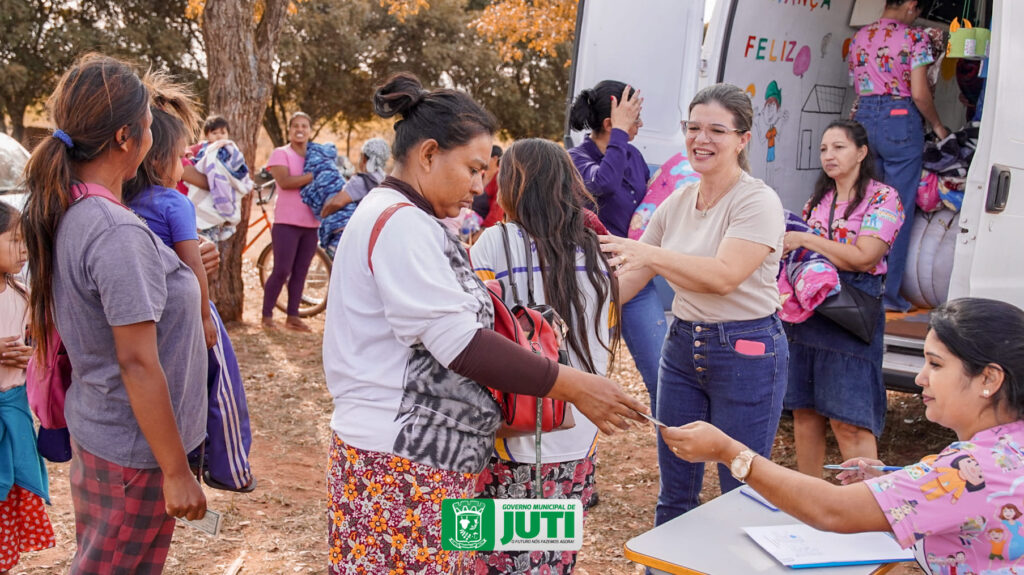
[988,527,1007,560]
[919,454,986,503]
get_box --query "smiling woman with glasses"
[600,83,788,527]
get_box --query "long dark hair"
[568,80,634,135]
[373,72,496,163]
[123,71,200,203]
[22,54,150,357]
[0,203,27,301]
[497,138,620,373]
[930,298,1024,418]
[806,119,877,219]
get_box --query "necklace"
[697,172,743,217]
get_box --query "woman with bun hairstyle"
[321,73,647,573]
[21,54,207,573]
[568,80,667,414]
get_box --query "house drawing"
[796,84,848,171]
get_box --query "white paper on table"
[743,524,914,568]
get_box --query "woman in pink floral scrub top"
[657,297,1024,575]
[848,0,949,313]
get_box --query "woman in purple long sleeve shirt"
[568,80,667,414]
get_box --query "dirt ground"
[15,261,953,575]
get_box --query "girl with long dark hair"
[470,138,619,573]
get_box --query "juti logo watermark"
[441,499,583,551]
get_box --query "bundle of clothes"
[777,211,841,323]
[298,142,349,254]
[187,139,254,241]
[916,122,980,214]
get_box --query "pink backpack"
[26,324,71,430]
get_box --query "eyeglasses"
[681,121,746,141]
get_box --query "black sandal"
[203,470,258,493]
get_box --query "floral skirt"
[326,433,479,574]
[471,455,597,575]
[0,484,55,571]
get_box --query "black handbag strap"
[827,192,838,241]
[827,191,887,293]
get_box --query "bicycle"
[245,169,332,318]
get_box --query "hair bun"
[374,73,427,119]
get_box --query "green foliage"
[0,0,205,141]
[269,0,572,145]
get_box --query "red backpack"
[367,204,570,434]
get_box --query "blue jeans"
[854,96,925,311]
[654,315,788,526]
[621,280,668,414]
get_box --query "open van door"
[949,0,1024,310]
[565,0,706,168]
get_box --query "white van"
[565,0,1022,393]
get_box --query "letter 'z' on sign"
[442,499,584,551]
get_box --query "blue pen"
[824,464,903,472]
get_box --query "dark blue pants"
[854,96,925,311]
[654,314,788,525]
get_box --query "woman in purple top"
[568,80,667,413]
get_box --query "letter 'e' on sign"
[442,499,584,551]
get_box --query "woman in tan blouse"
[600,83,787,526]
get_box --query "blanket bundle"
[188,139,254,241]
[778,211,841,323]
[916,122,980,213]
[298,142,348,251]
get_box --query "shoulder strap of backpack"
[367,202,413,275]
[521,229,538,307]
[498,223,524,306]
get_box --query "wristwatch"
[729,449,758,482]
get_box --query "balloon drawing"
[793,45,811,77]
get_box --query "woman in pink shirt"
[262,112,319,332]
[663,297,1024,575]
[781,120,905,478]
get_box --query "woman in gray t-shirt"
[21,54,207,573]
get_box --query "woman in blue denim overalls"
[782,119,906,478]
[600,84,788,525]
[848,0,949,311]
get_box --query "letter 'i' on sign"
[442,499,584,551]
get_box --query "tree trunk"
[9,102,27,145]
[202,0,290,321]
